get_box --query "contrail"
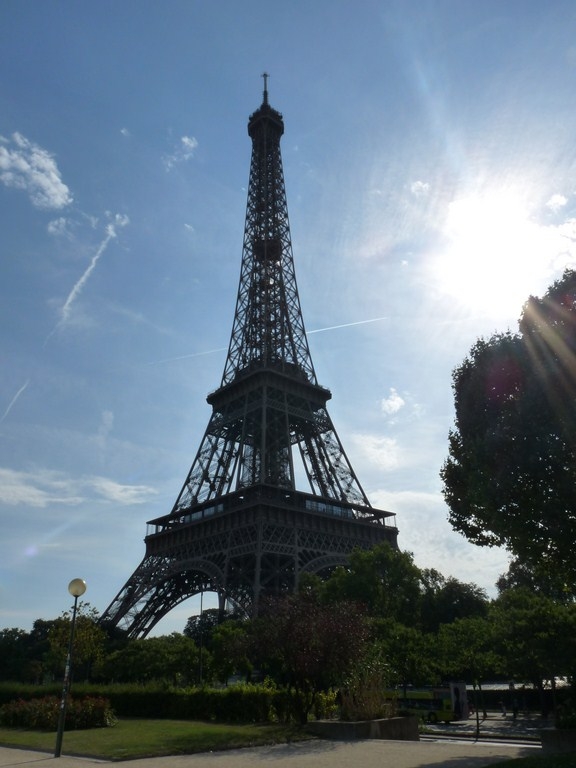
[146,347,228,366]
[45,214,129,344]
[1,379,30,423]
[61,216,129,323]
[307,316,389,334]
[59,228,115,324]
[145,317,388,366]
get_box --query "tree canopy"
[441,269,576,588]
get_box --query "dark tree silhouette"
[442,269,576,590]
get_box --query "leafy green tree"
[442,269,576,587]
[47,602,107,681]
[373,620,438,689]
[210,620,252,684]
[420,570,488,633]
[26,619,58,681]
[437,616,500,716]
[497,558,575,602]
[183,608,221,650]
[490,588,576,712]
[0,628,29,681]
[101,632,203,685]
[321,542,422,625]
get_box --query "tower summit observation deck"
[101,78,398,637]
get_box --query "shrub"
[0,695,116,730]
[339,652,396,722]
[556,699,576,729]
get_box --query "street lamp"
[54,578,86,758]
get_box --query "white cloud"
[0,132,72,209]
[410,180,430,197]
[163,135,199,170]
[120,127,131,138]
[0,466,157,508]
[351,433,401,470]
[381,387,405,416]
[546,193,567,212]
[370,488,511,596]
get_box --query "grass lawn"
[0,719,311,760]
[1,721,576,766]
[492,755,576,768]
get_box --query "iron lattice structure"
[101,81,398,637]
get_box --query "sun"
[431,189,551,319]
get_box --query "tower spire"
[99,90,398,637]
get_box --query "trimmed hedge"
[0,682,336,724]
[0,695,116,730]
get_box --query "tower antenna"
[262,72,269,104]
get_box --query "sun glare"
[432,190,552,320]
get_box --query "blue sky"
[2,1,576,635]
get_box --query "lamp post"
[198,590,204,685]
[54,578,86,758]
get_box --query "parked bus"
[386,683,468,723]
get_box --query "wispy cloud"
[0,132,72,209]
[410,180,430,198]
[95,410,114,451]
[87,476,155,504]
[47,217,73,238]
[0,466,157,508]
[163,135,198,171]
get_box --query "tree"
[497,558,575,603]
[373,620,439,689]
[210,620,252,684]
[490,588,576,713]
[437,617,499,686]
[101,633,202,685]
[321,542,422,625]
[441,269,576,587]
[420,570,488,633]
[183,608,222,649]
[252,592,369,723]
[47,602,107,681]
[0,629,29,681]
[437,616,500,720]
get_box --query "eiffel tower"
[101,77,398,637]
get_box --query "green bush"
[0,695,116,730]
[556,699,576,729]
[0,681,330,725]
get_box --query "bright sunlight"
[432,190,558,319]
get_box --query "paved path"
[0,739,537,768]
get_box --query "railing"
[146,485,397,537]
